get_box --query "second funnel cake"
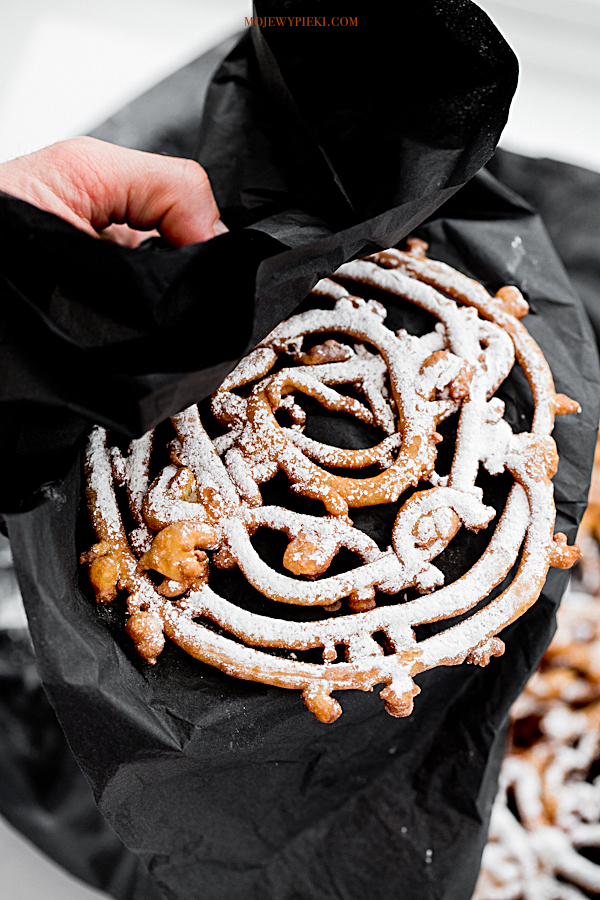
[81,239,581,723]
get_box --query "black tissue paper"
[1,3,599,900]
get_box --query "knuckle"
[178,158,210,188]
[60,136,98,158]
[69,135,97,149]
[52,136,97,169]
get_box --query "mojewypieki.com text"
[245,16,358,27]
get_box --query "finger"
[145,158,229,246]
[72,139,228,246]
[98,223,162,248]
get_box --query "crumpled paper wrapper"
[1,3,599,899]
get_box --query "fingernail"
[213,218,229,236]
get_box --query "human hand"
[0,136,227,248]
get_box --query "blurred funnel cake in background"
[475,589,600,899]
[475,435,600,900]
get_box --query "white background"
[0,1,598,898]
[0,0,599,172]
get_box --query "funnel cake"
[475,592,600,900]
[80,239,581,723]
